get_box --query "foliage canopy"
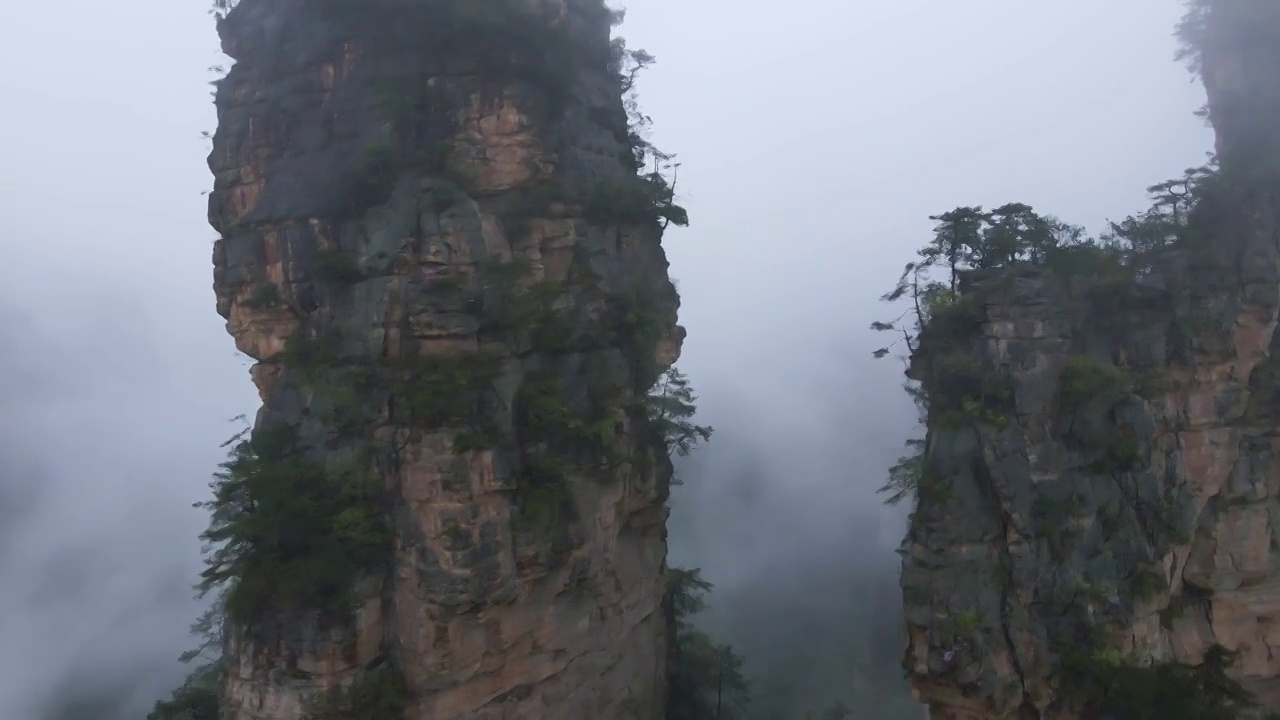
[871,162,1216,509]
[196,423,391,626]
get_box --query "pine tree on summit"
[981,202,1051,266]
[922,206,986,294]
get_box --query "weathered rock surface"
[208,1,681,718]
[900,2,1280,718]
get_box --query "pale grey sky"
[0,0,1210,717]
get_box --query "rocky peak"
[897,2,1280,718]
[193,1,685,718]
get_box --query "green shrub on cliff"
[585,45,691,229]
[196,424,392,625]
[1055,356,1129,414]
[310,246,364,286]
[586,173,690,228]
[601,286,670,388]
[516,368,625,466]
[645,367,714,460]
[929,356,1015,428]
[394,352,502,430]
[1052,357,1145,472]
[242,281,282,310]
[209,0,237,20]
[279,330,344,368]
[475,259,597,354]
[1128,565,1170,601]
[1084,424,1141,474]
[422,0,584,100]
[952,610,981,635]
[1176,0,1213,77]
[345,142,404,218]
[477,266,583,353]
[877,438,925,506]
[307,661,410,720]
[920,293,981,343]
[1042,240,1126,277]
[315,0,583,100]
[146,685,221,720]
[511,471,576,538]
[1062,645,1259,720]
[610,20,689,224]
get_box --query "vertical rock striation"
[207,1,682,718]
[899,2,1280,718]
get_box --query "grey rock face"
[901,4,1280,718]
[207,1,682,718]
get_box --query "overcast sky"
[0,0,1210,717]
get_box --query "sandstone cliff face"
[899,2,1280,718]
[207,1,682,718]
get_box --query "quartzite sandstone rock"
[900,2,1280,718]
[208,1,682,718]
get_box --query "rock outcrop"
[899,2,1280,718]
[206,1,682,718]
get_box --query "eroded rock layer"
[900,2,1280,718]
[208,1,681,718]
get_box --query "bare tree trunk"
[715,663,723,719]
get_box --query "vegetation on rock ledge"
[1061,645,1264,720]
[307,661,411,720]
[195,423,391,626]
[872,162,1216,509]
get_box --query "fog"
[0,0,1210,718]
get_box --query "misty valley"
[7,0,1280,719]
